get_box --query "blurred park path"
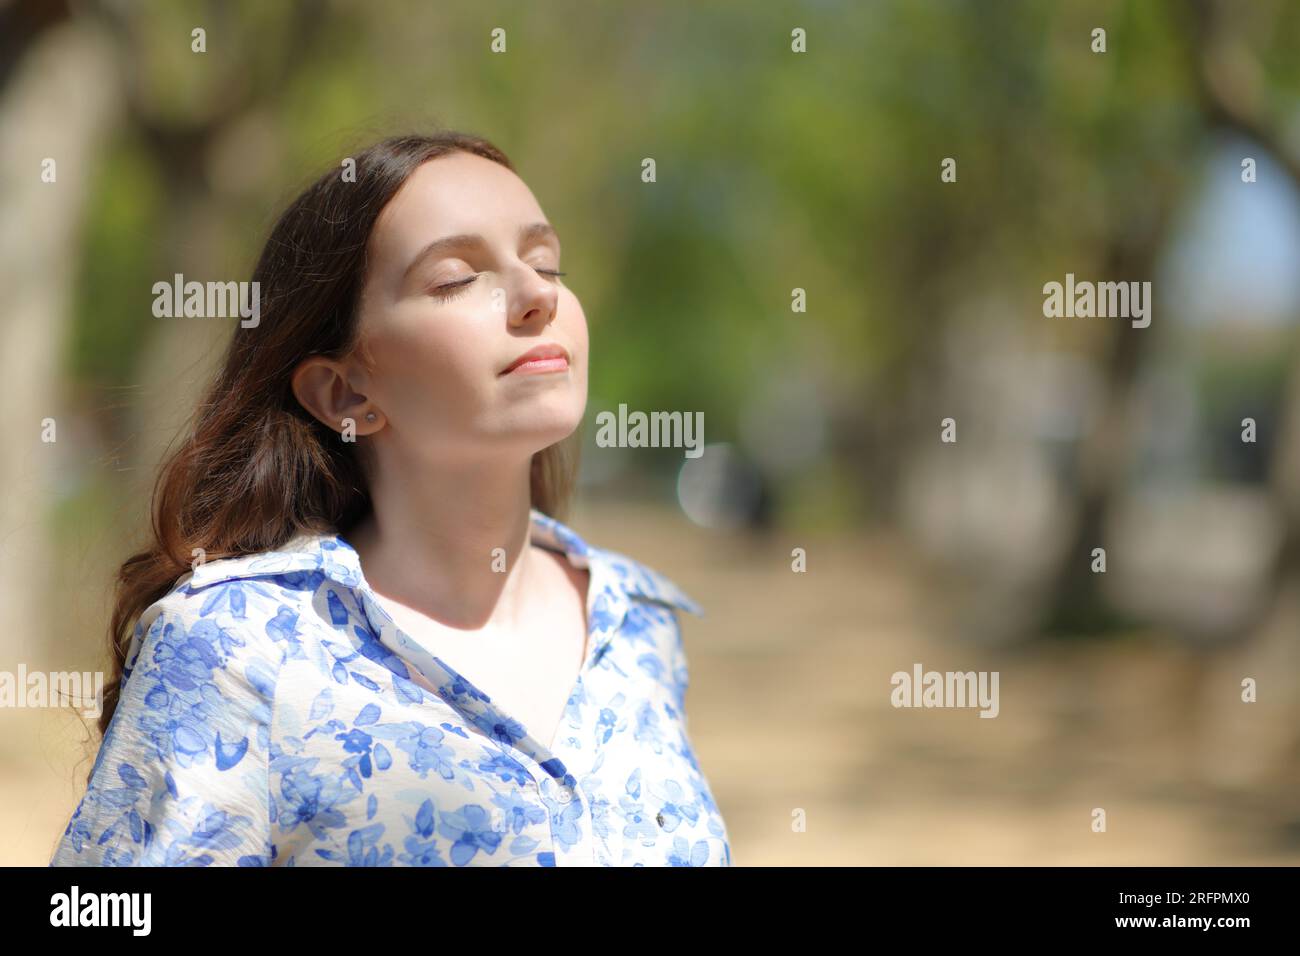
[10,498,1298,866]
[576,500,1300,866]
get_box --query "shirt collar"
[179,508,702,616]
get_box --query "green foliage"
[67,134,163,387]
[58,0,1300,529]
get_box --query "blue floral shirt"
[50,510,732,867]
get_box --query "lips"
[499,343,570,376]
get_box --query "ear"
[291,355,382,433]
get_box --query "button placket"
[346,514,635,866]
[543,773,599,866]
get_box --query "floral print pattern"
[50,510,731,867]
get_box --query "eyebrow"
[402,221,560,281]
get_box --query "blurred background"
[3,0,1299,865]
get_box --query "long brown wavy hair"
[95,131,579,752]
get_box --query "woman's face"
[350,151,588,465]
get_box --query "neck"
[348,448,536,630]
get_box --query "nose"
[506,264,559,330]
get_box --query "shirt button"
[556,784,574,804]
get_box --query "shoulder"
[53,573,284,866]
[173,532,364,595]
[135,532,363,665]
[121,571,292,699]
[586,542,704,618]
[530,509,705,617]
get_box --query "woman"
[49,131,731,867]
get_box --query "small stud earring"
[365,412,377,422]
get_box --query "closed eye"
[429,267,566,302]
[429,274,480,302]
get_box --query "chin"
[492,382,585,448]
[507,408,585,455]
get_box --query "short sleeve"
[49,586,282,866]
